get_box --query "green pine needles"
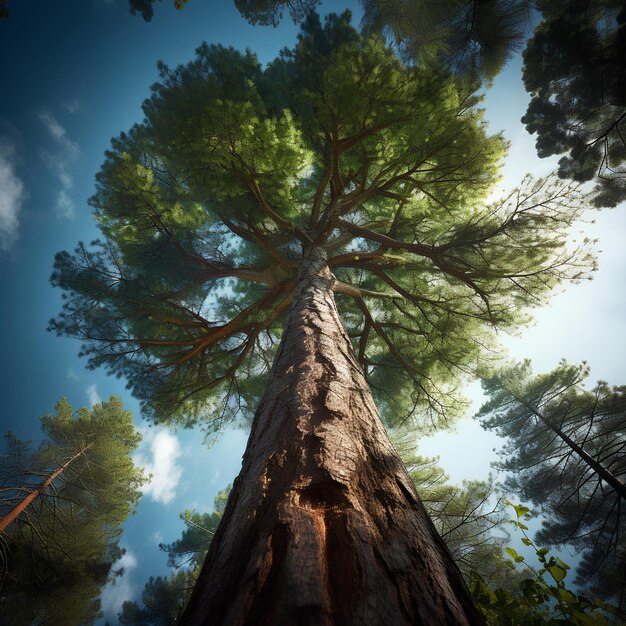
[51,12,593,434]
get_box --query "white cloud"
[62,98,83,115]
[66,367,80,381]
[134,429,183,505]
[38,110,79,220]
[151,530,164,545]
[0,138,25,251]
[99,550,138,619]
[55,189,75,220]
[210,469,221,485]
[86,383,102,407]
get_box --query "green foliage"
[400,447,508,581]
[130,0,317,25]
[132,0,528,81]
[119,487,230,625]
[477,361,626,606]
[0,397,145,626]
[119,569,198,625]
[522,0,626,207]
[128,0,190,21]
[160,486,228,570]
[361,0,530,79]
[234,0,318,26]
[51,12,594,435]
[470,502,617,626]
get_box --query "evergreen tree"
[119,570,199,626]
[360,0,529,79]
[160,487,228,570]
[128,0,190,21]
[522,0,626,207]
[131,0,528,81]
[407,454,506,582]
[477,361,626,610]
[0,397,145,625]
[119,487,229,625]
[233,0,318,25]
[51,13,593,624]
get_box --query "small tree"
[0,397,145,626]
[120,487,229,625]
[407,454,506,581]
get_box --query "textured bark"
[180,247,484,625]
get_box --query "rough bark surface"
[180,248,484,625]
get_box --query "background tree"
[360,0,529,79]
[129,0,318,25]
[0,396,145,626]
[128,0,190,22]
[130,0,528,82]
[522,0,626,208]
[160,487,228,570]
[119,570,199,626]
[233,0,530,80]
[477,361,626,612]
[51,12,593,624]
[406,453,507,582]
[119,487,229,625]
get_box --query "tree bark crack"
[180,246,484,625]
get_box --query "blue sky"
[0,0,625,622]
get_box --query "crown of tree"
[50,12,593,433]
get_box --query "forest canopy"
[50,11,594,435]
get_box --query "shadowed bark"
[180,247,483,625]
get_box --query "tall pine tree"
[51,13,593,624]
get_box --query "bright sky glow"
[99,550,139,618]
[0,137,24,250]
[134,429,184,506]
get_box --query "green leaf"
[513,503,530,518]
[548,564,567,582]
[504,547,524,563]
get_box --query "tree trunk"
[0,442,94,534]
[180,247,484,625]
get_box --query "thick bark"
[180,247,484,625]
